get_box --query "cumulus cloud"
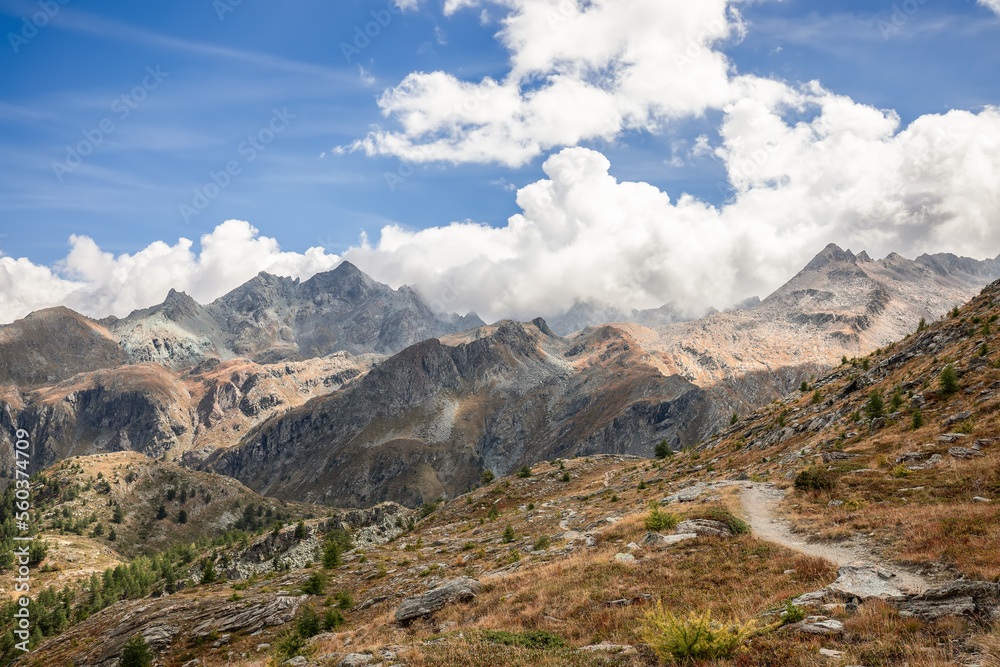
[342,97,1000,321]
[979,0,1000,16]
[3,0,999,327]
[346,0,744,166]
[0,221,340,324]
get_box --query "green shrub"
[480,469,495,484]
[911,410,925,430]
[480,629,566,649]
[560,472,571,483]
[655,439,672,459]
[533,535,550,551]
[516,465,531,478]
[641,607,758,661]
[119,634,153,667]
[301,572,326,596]
[644,505,679,532]
[296,606,321,638]
[336,590,354,609]
[323,608,344,631]
[865,391,885,419]
[502,525,516,543]
[698,507,750,535]
[794,468,837,493]
[781,601,806,625]
[939,364,959,396]
[419,501,438,518]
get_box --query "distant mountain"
[545,300,709,336]
[122,261,486,366]
[204,244,1000,507]
[0,262,484,385]
[2,245,999,506]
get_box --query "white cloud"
[359,65,376,87]
[4,1,999,327]
[979,0,1000,16]
[0,221,340,324]
[346,0,744,166]
[338,98,1000,321]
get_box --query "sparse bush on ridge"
[641,606,759,661]
[645,504,679,532]
[794,467,837,493]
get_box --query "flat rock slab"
[890,581,1000,620]
[577,644,638,655]
[788,616,844,635]
[674,519,732,538]
[949,447,985,460]
[394,577,484,623]
[640,531,697,549]
[828,562,908,600]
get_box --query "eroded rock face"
[890,581,1000,621]
[15,592,307,667]
[674,519,732,538]
[394,577,484,623]
[640,531,697,548]
[828,562,908,600]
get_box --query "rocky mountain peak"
[160,288,201,321]
[803,243,857,271]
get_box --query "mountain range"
[2,245,999,508]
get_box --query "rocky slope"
[203,246,1000,508]
[206,319,722,507]
[619,244,1000,388]
[0,353,381,479]
[109,261,485,368]
[15,448,999,666]
[3,245,999,508]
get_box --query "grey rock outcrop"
[674,519,732,538]
[890,581,1000,621]
[394,577,484,623]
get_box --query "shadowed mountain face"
[122,261,486,366]
[0,262,484,386]
[203,245,1000,507]
[1,246,999,507]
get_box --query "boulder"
[828,562,908,600]
[890,581,1000,620]
[949,447,985,460]
[787,616,844,635]
[943,410,973,427]
[614,553,637,564]
[336,655,377,667]
[821,452,859,463]
[394,577,484,623]
[640,531,697,549]
[674,519,732,538]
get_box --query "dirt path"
[738,483,933,594]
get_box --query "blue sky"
[0,0,999,323]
